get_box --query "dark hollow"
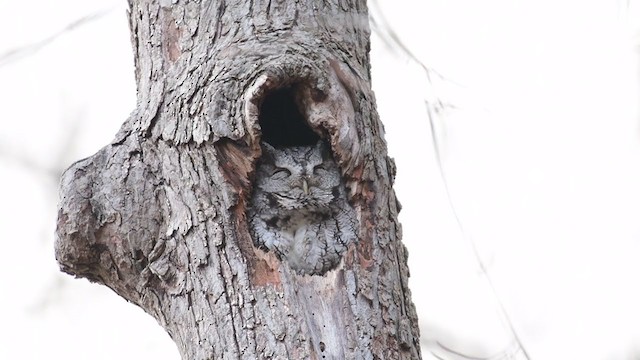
[259,87,320,147]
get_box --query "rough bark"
[55,0,421,359]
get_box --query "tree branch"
[0,8,113,68]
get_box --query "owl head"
[255,141,342,210]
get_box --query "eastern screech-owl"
[248,141,357,275]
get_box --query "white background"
[1,1,639,359]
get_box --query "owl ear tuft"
[260,142,278,164]
[316,140,332,161]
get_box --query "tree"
[55,0,421,358]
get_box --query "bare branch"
[0,142,59,179]
[368,1,532,359]
[0,8,113,68]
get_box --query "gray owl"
[248,141,357,275]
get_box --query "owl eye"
[312,164,325,174]
[272,168,291,177]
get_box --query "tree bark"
[55,0,421,359]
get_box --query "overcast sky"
[1,1,639,359]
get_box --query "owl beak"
[302,178,309,195]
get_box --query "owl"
[248,140,357,275]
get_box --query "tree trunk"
[55,0,421,359]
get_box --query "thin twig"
[368,1,532,359]
[0,8,113,67]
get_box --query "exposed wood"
[55,0,421,358]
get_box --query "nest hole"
[259,87,320,147]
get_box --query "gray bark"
[55,0,421,359]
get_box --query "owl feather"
[248,141,357,275]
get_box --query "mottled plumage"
[248,141,357,275]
